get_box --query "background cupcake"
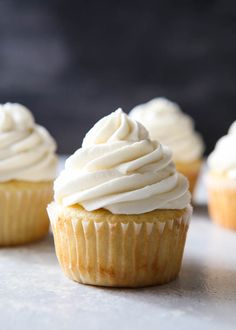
[0,103,57,245]
[207,121,236,230]
[48,109,192,288]
[129,97,205,195]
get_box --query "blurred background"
[0,0,235,154]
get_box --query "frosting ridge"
[0,103,57,182]
[129,97,204,162]
[55,109,190,214]
[208,121,236,179]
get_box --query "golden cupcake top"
[55,109,191,214]
[0,103,57,182]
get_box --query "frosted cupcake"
[48,109,192,287]
[129,98,204,194]
[207,122,236,230]
[0,103,57,245]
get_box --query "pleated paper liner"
[207,173,236,230]
[176,159,202,195]
[48,203,192,287]
[0,181,53,246]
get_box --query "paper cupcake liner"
[207,174,236,230]
[176,159,202,195]
[0,182,53,245]
[48,204,192,287]
[186,171,199,195]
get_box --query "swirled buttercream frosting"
[55,109,190,214]
[0,103,57,182]
[208,121,236,179]
[129,97,204,162]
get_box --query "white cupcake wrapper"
[48,204,192,287]
[0,184,52,245]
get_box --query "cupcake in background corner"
[207,121,236,230]
[129,97,205,195]
[0,103,57,245]
[48,108,192,288]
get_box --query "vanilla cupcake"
[0,103,57,245]
[207,122,236,230]
[48,109,192,287]
[129,98,204,194]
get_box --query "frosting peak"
[208,121,236,179]
[83,108,149,147]
[0,103,57,182]
[129,97,204,162]
[55,109,190,214]
[0,103,34,132]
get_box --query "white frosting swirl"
[0,103,57,182]
[129,97,204,162]
[208,121,236,179]
[55,109,190,214]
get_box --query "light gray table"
[1,160,236,330]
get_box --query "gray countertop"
[1,161,236,330]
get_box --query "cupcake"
[207,121,236,230]
[48,109,192,287]
[0,103,57,245]
[129,98,204,194]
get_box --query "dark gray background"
[0,0,235,154]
